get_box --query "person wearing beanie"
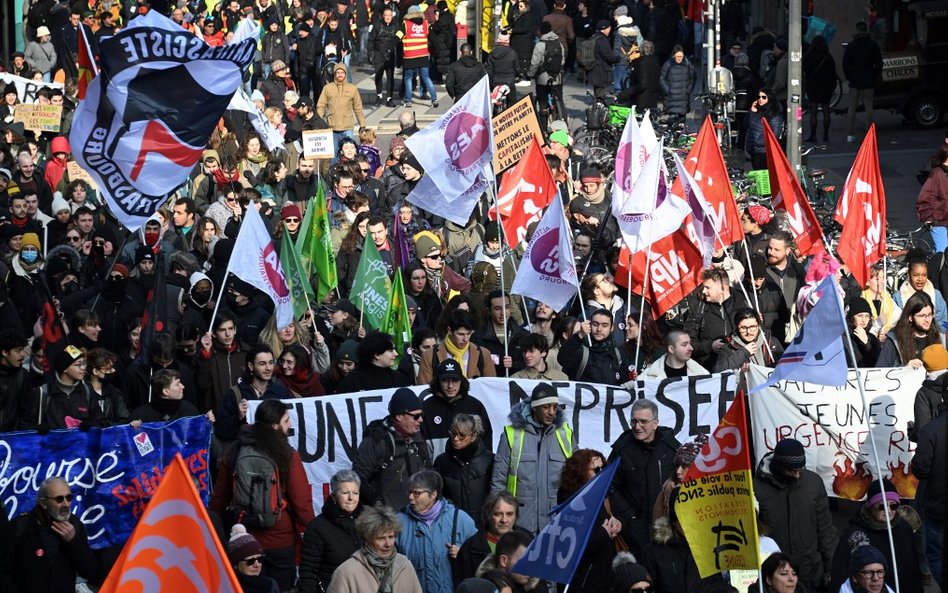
[611,552,652,593]
[6,226,46,333]
[651,434,709,521]
[19,344,103,431]
[914,343,948,433]
[741,205,773,259]
[847,297,882,367]
[422,358,493,458]
[755,437,836,591]
[491,382,577,533]
[830,479,924,593]
[351,386,432,509]
[569,165,617,247]
[336,331,410,393]
[842,541,891,593]
[321,338,359,394]
[228,524,279,593]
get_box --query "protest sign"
[0,72,64,103]
[302,129,335,159]
[67,160,98,189]
[492,96,543,173]
[0,417,212,549]
[747,364,922,500]
[14,103,63,132]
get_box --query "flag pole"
[488,173,510,377]
[835,279,901,593]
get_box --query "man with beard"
[754,437,836,592]
[215,344,290,443]
[285,155,320,204]
[557,309,623,385]
[421,359,493,458]
[12,477,98,593]
[212,399,315,592]
[765,230,807,341]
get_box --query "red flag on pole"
[492,135,558,245]
[764,119,824,256]
[98,453,242,593]
[671,115,744,247]
[77,25,99,100]
[833,125,887,287]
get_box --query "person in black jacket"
[0,328,31,432]
[455,491,521,584]
[369,7,400,106]
[842,21,883,143]
[847,297,882,367]
[558,309,623,385]
[422,360,494,457]
[487,34,520,105]
[336,332,410,393]
[446,44,488,102]
[608,399,680,556]
[507,0,539,79]
[645,492,725,593]
[433,413,494,527]
[129,368,207,424]
[588,21,619,99]
[472,290,528,376]
[294,23,320,101]
[913,397,946,585]
[625,40,660,109]
[299,469,364,593]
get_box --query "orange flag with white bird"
[98,453,242,593]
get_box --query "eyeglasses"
[284,218,300,223]
[858,569,885,579]
[225,197,237,203]
[631,587,654,593]
[758,95,768,100]
[408,489,431,497]
[875,501,899,512]
[42,494,74,503]
[737,324,760,333]
[915,312,934,319]
[449,430,472,440]
[360,168,371,173]
[631,417,656,427]
[243,556,264,566]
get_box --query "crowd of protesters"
[0,0,942,593]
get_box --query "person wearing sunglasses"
[829,478,925,593]
[612,552,653,593]
[227,524,279,593]
[744,87,784,170]
[10,477,97,592]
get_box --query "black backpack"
[542,39,564,76]
[577,37,597,72]
[229,444,286,529]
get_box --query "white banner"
[747,364,922,500]
[0,72,63,104]
[249,373,739,505]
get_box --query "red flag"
[493,135,558,244]
[98,453,242,593]
[671,116,744,247]
[615,223,705,318]
[764,119,824,256]
[77,25,98,100]
[833,125,886,287]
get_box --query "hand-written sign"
[14,103,63,132]
[302,129,335,159]
[492,96,543,173]
[67,160,98,190]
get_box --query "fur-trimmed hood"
[475,551,541,590]
[617,24,641,38]
[651,515,677,545]
[46,244,81,275]
[507,399,567,431]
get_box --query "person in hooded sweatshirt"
[43,136,70,191]
[446,43,487,102]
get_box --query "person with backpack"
[557,309,624,385]
[351,387,433,510]
[211,399,315,592]
[527,21,566,133]
[586,20,620,99]
[215,344,291,445]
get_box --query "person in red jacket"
[211,399,315,592]
[44,136,70,192]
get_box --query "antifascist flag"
[77,24,98,100]
[98,453,242,593]
[297,183,338,303]
[764,119,824,256]
[677,393,761,577]
[280,222,316,320]
[493,135,557,245]
[69,10,255,231]
[671,115,744,246]
[510,202,579,311]
[380,271,412,365]
[834,125,886,287]
[351,233,392,330]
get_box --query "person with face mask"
[6,231,44,333]
[90,263,145,353]
[755,438,837,592]
[179,272,215,332]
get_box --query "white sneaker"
[76,583,95,593]
[515,80,532,87]
[846,135,856,143]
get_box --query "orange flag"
[671,115,744,247]
[764,119,824,256]
[77,25,98,100]
[833,125,886,287]
[98,453,242,593]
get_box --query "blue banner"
[0,416,212,549]
[512,460,619,584]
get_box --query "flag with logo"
[77,24,98,100]
[611,113,650,214]
[834,125,886,287]
[764,119,824,256]
[297,183,338,302]
[749,275,847,393]
[404,75,493,225]
[492,135,558,245]
[351,233,393,330]
[510,202,579,311]
[672,153,715,267]
[380,271,412,365]
[512,461,619,584]
[280,223,316,320]
[393,214,413,270]
[677,392,760,577]
[227,205,294,329]
[639,110,659,152]
[69,10,255,231]
[98,453,242,593]
[671,116,744,246]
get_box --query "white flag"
[404,75,493,223]
[228,205,295,329]
[639,110,659,152]
[672,153,716,267]
[510,203,578,311]
[611,113,649,221]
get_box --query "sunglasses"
[404,412,423,420]
[284,217,300,223]
[758,95,768,99]
[43,494,74,503]
[67,236,81,242]
[875,501,899,512]
[243,556,264,565]
[426,253,444,260]
[631,588,654,593]
[360,168,371,173]
[226,197,237,203]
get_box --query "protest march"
[0,3,945,593]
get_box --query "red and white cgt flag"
[764,119,824,257]
[834,124,886,287]
[493,135,558,245]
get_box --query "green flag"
[380,270,413,365]
[280,222,316,320]
[350,233,392,330]
[296,183,338,303]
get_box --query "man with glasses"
[421,359,493,457]
[11,477,97,592]
[353,387,432,508]
[22,345,102,431]
[608,398,680,556]
[641,330,707,379]
[353,156,384,211]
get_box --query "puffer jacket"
[754,453,837,589]
[644,517,725,593]
[351,417,432,509]
[396,499,477,593]
[316,63,366,131]
[299,497,363,593]
[744,108,784,156]
[490,400,577,533]
[527,31,564,86]
[682,291,750,370]
[659,57,696,115]
[327,551,422,593]
[433,439,494,527]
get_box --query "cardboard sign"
[67,161,98,190]
[492,96,543,173]
[14,103,63,132]
[301,129,335,159]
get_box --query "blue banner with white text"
[0,416,212,549]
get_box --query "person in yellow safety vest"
[489,382,576,534]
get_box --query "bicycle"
[697,92,737,153]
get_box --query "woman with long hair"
[623,310,665,379]
[403,261,443,331]
[191,216,222,267]
[237,132,270,187]
[877,291,943,368]
[259,313,330,373]
[336,212,370,297]
[745,87,785,170]
[275,343,325,396]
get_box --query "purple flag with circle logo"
[510,202,578,310]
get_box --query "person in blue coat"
[396,469,477,593]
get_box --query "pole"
[787,0,803,173]
[207,272,231,333]
[487,177,510,377]
[577,287,592,348]
[474,0,482,62]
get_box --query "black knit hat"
[848,534,886,576]
[772,438,806,469]
[389,387,422,415]
[846,297,872,318]
[612,552,651,593]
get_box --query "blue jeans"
[932,226,948,253]
[613,63,630,93]
[404,66,437,103]
[925,519,943,586]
